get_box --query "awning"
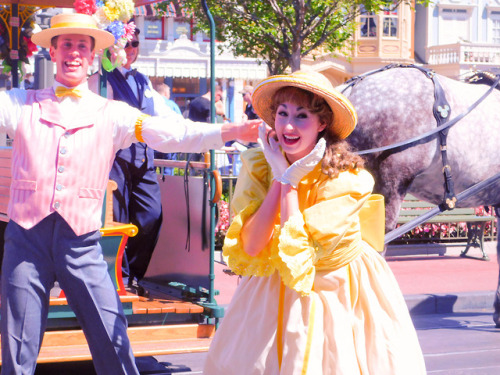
[134,2,184,17]
[134,4,158,16]
[134,57,269,80]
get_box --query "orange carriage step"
[0,324,215,364]
[133,295,205,314]
[48,294,140,306]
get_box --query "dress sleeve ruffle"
[272,170,375,296]
[223,199,278,277]
[271,211,317,296]
[230,148,272,215]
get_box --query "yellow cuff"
[134,114,150,142]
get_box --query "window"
[173,18,192,40]
[360,15,377,38]
[382,4,398,37]
[439,8,470,44]
[144,16,164,39]
[172,77,199,96]
[491,11,500,44]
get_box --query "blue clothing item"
[164,98,182,115]
[110,155,162,281]
[107,68,163,284]
[1,213,139,375]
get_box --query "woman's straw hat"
[31,13,115,51]
[252,70,357,140]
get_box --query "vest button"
[56,184,64,191]
[58,166,65,173]
[60,147,67,155]
[54,202,60,209]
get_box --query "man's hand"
[221,119,262,143]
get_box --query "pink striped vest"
[8,88,116,236]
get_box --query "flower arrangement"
[73,0,136,71]
[0,7,38,75]
[215,198,231,249]
[395,205,497,243]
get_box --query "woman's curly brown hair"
[270,86,364,178]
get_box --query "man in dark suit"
[107,27,174,295]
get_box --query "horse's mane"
[465,71,499,89]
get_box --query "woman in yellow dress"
[204,71,426,374]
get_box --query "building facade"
[415,0,500,78]
[301,2,415,86]
[132,10,268,122]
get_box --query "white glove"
[257,123,289,181]
[281,138,326,188]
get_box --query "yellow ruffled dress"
[204,149,426,375]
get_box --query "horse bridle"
[342,64,500,209]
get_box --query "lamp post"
[33,11,54,89]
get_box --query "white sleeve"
[0,88,27,137]
[112,100,223,153]
[141,116,223,153]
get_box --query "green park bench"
[396,194,496,260]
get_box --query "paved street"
[146,310,500,374]
[414,310,500,374]
[31,309,500,374]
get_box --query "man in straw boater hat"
[0,12,260,374]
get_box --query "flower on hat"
[74,0,98,15]
[73,0,135,71]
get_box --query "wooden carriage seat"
[97,180,138,295]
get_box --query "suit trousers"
[0,213,139,375]
[110,145,162,283]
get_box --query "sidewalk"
[214,241,499,315]
[387,241,498,315]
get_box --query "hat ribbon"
[51,21,98,30]
[55,86,83,99]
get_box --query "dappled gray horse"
[338,66,500,326]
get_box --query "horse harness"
[342,63,500,210]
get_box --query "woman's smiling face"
[274,101,326,164]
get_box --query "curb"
[219,291,496,317]
[405,291,495,315]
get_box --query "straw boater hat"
[252,70,358,140]
[31,13,115,51]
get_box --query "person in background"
[187,86,223,163]
[0,12,259,374]
[154,82,182,175]
[188,85,223,123]
[105,27,174,295]
[224,85,260,175]
[204,71,426,374]
[240,85,259,121]
[156,82,182,115]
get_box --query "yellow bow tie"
[55,86,83,99]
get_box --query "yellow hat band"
[52,21,98,30]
